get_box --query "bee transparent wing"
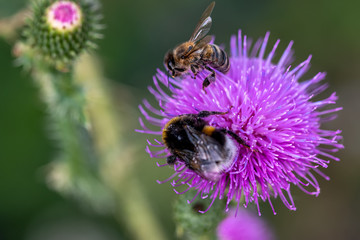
[190,17,212,43]
[183,35,213,58]
[192,35,213,51]
[189,2,215,43]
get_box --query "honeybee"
[162,110,249,182]
[164,2,230,92]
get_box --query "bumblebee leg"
[197,110,228,118]
[167,155,177,165]
[221,129,251,149]
[197,106,233,118]
[179,107,233,118]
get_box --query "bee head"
[164,49,187,78]
[164,50,176,77]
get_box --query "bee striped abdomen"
[202,44,230,74]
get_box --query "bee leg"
[167,155,177,165]
[202,66,216,92]
[221,129,252,150]
[205,66,216,79]
[191,65,198,79]
[202,79,210,94]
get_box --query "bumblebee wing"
[189,2,215,43]
[174,149,196,166]
[187,126,231,180]
[184,125,225,160]
[184,125,234,181]
[196,136,225,161]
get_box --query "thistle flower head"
[217,209,275,240]
[137,30,343,214]
[23,0,102,69]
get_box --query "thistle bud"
[24,0,102,69]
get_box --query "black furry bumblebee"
[162,110,249,182]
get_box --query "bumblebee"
[164,2,230,92]
[162,110,249,182]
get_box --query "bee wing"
[192,35,213,51]
[183,35,213,58]
[189,2,215,43]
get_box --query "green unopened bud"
[24,0,102,69]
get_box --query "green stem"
[23,46,112,211]
[74,54,167,240]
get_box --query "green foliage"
[174,189,226,240]
[22,56,115,213]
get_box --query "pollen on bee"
[202,125,216,136]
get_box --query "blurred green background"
[0,0,359,239]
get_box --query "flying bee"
[164,2,230,92]
[162,110,249,182]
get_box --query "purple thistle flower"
[137,30,343,215]
[217,209,275,240]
